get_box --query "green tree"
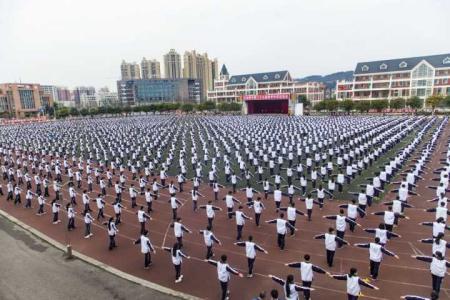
[314,101,326,111]
[325,99,339,112]
[354,101,371,113]
[69,107,79,116]
[406,96,423,111]
[389,98,406,110]
[339,99,354,113]
[426,95,444,113]
[181,103,194,112]
[370,99,389,112]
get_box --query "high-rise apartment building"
[183,50,219,100]
[141,58,161,79]
[163,49,182,79]
[120,60,141,80]
[73,86,96,106]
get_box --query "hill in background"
[295,71,353,89]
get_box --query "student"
[372,206,408,232]
[95,194,106,220]
[310,185,333,209]
[419,217,450,238]
[107,217,118,250]
[169,195,183,220]
[401,291,439,300]
[163,242,190,283]
[323,209,360,247]
[36,195,46,215]
[247,196,265,227]
[200,225,221,259]
[199,200,222,229]
[279,202,306,236]
[231,206,252,241]
[223,191,241,219]
[314,227,349,267]
[51,199,61,224]
[339,199,366,232]
[270,289,279,300]
[412,251,450,295]
[134,230,156,269]
[266,213,297,250]
[285,254,329,300]
[419,232,450,256]
[331,267,378,300]
[137,206,151,234]
[300,194,320,221]
[426,202,450,222]
[144,188,155,213]
[113,200,125,225]
[66,203,76,231]
[206,254,244,300]
[268,274,313,300]
[235,235,268,277]
[83,209,95,238]
[363,223,401,246]
[171,218,192,248]
[354,237,399,279]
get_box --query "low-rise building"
[0,83,54,118]
[336,53,450,103]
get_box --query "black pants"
[147,201,152,213]
[144,252,151,267]
[277,233,286,250]
[318,197,324,209]
[131,197,136,208]
[358,204,366,218]
[97,208,104,220]
[349,218,356,232]
[302,281,312,300]
[109,235,116,250]
[236,225,243,241]
[85,223,91,236]
[227,207,233,219]
[115,213,121,225]
[174,264,181,280]
[326,250,335,267]
[220,280,228,300]
[53,212,59,222]
[140,222,146,234]
[336,230,345,247]
[172,208,177,220]
[307,209,312,221]
[255,213,261,226]
[432,274,443,293]
[370,260,380,279]
[68,218,75,230]
[38,204,44,214]
[348,294,358,300]
[247,257,255,275]
[288,220,296,235]
[385,224,393,232]
[206,246,213,259]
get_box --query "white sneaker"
[84,235,90,239]
[175,277,182,283]
[89,233,94,237]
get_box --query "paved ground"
[0,215,179,300]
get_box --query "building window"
[19,90,36,109]
[399,61,407,68]
[361,65,369,72]
[241,77,246,82]
[274,74,280,79]
[230,78,236,83]
[262,75,268,80]
[443,57,450,64]
[379,63,387,70]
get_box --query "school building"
[0,83,54,118]
[207,65,325,114]
[336,53,450,103]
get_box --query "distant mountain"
[295,71,354,89]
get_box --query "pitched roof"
[228,71,291,84]
[220,64,229,76]
[354,53,450,75]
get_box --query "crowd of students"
[0,115,449,300]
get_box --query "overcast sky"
[1,0,449,90]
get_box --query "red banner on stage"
[243,93,290,101]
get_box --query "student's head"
[257,196,261,201]
[339,209,344,215]
[351,199,356,204]
[238,205,243,210]
[307,193,312,198]
[290,202,295,207]
[387,206,392,211]
[379,223,385,230]
[435,251,444,260]
[279,213,284,219]
[270,289,279,300]
[83,189,87,193]
[349,267,358,277]
[228,191,232,195]
[176,217,181,222]
[374,237,380,244]
[208,200,212,204]
[220,254,227,262]
[304,254,310,262]
[328,227,334,234]
[360,189,365,193]
[437,217,444,223]
[257,291,266,300]
[440,202,445,207]
[248,235,253,242]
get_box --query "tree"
[354,101,371,113]
[426,95,444,113]
[370,99,389,112]
[79,108,90,116]
[389,98,406,110]
[325,99,339,112]
[69,107,79,116]
[442,95,450,108]
[406,96,423,111]
[339,99,354,113]
[181,103,194,112]
[314,101,326,111]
